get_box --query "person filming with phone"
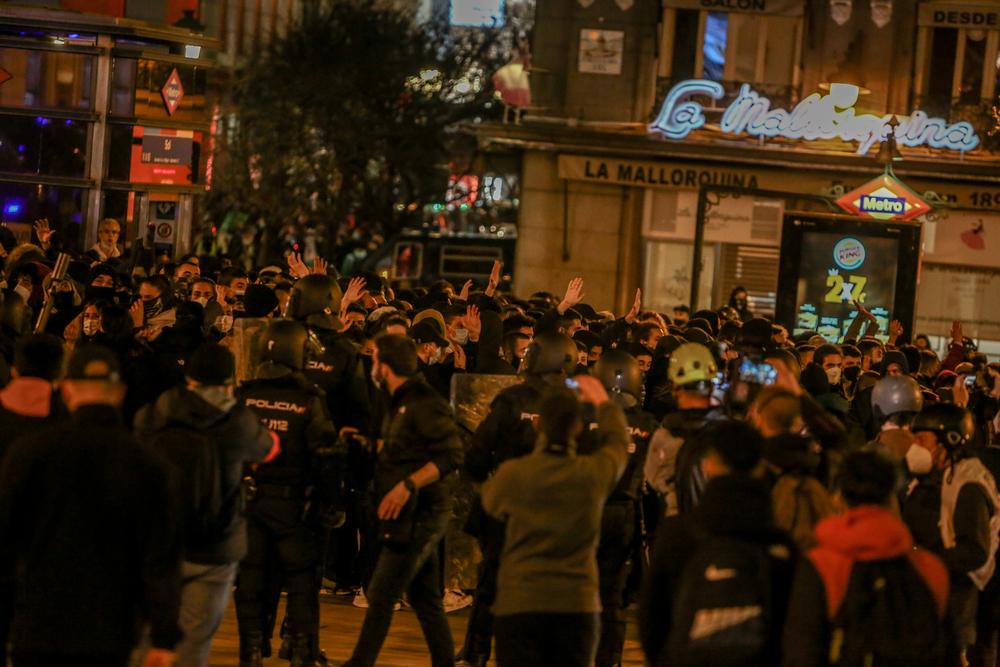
[481,374,630,667]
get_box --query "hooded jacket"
[781,506,948,666]
[134,385,275,564]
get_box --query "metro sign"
[835,173,931,222]
[161,68,184,116]
[0,67,11,87]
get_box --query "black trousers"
[494,612,600,667]
[235,494,320,643]
[595,502,636,667]
[459,515,505,662]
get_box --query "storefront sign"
[835,173,931,222]
[129,127,198,185]
[578,30,624,75]
[664,0,803,15]
[649,80,981,155]
[161,68,184,116]
[916,265,1000,340]
[918,3,1000,28]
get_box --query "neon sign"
[649,80,981,155]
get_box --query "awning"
[663,0,803,17]
[918,3,1000,29]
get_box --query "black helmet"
[288,274,343,320]
[911,403,975,450]
[593,349,642,406]
[521,331,577,377]
[871,375,924,423]
[260,319,308,370]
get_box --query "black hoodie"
[134,385,274,564]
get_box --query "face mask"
[905,444,933,476]
[13,285,31,303]
[214,314,233,333]
[143,298,163,320]
[430,346,443,364]
[825,367,843,386]
[843,365,862,384]
[453,328,469,345]
[234,290,246,300]
[82,319,99,337]
[191,296,210,308]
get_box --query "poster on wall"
[923,210,1000,269]
[578,29,624,75]
[792,231,899,343]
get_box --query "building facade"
[473,0,1000,351]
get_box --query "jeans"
[344,508,454,667]
[175,560,239,667]
[494,613,600,667]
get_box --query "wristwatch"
[402,477,417,494]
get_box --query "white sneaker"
[442,589,473,613]
[353,590,401,611]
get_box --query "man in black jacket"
[0,344,180,667]
[343,334,463,667]
[135,343,276,667]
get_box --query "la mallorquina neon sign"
[649,80,981,155]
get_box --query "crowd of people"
[0,217,998,667]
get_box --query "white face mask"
[191,296,210,308]
[430,346,443,365]
[82,319,99,337]
[453,328,470,345]
[214,314,233,333]
[905,444,933,476]
[13,284,30,302]
[825,367,843,386]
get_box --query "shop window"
[921,26,999,115]
[669,10,799,90]
[0,181,86,250]
[0,115,89,178]
[0,47,94,111]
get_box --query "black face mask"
[143,298,163,320]
[844,365,862,384]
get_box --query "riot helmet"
[593,349,642,408]
[871,375,924,426]
[521,331,577,379]
[287,274,342,320]
[260,319,308,371]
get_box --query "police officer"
[457,331,578,667]
[585,349,658,667]
[235,319,340,667]
[287,274,371,434]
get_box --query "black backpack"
[829,557,946,667]
[146,423,232,551]
[665,536,785,667]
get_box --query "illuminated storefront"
[0,5,217,254]
[472,0,1000,355]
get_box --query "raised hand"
[129,299,144,328]
[451,340,467,370]
[33,219,55,249]
[625,288,642,324]
[951,320,963,345]
[558,277,585,314]
[485,260,502,296]
[312,256,329,275]
[458,279,473,302]
[464,304,481,342]
[888,319,904,343]
[287,252,309,279]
